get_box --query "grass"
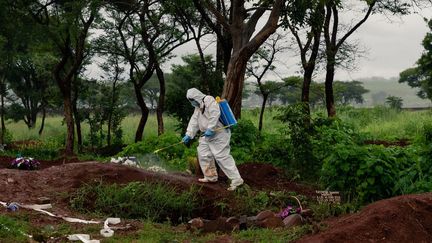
[5,113,181,145]
[3,106,431,155]
[0,214,30,243]
[103,221,312,243]
[70,181,199,223]
[335,106,432,140]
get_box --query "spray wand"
[152,125,232,154]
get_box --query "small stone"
[7,178,14,183]
[256,210,275,221]
[283,214,304,228]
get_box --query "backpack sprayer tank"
[216,96,237,127]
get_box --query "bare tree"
[246,33,287,131]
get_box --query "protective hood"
[186,88,206,103]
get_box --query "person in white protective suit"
[182,88,244,191]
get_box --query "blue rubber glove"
[204,128,215,137]
[182,135,191,145]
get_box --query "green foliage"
[385,96,403,111]
[78,80,127,149]
[230,187,304,216]
[70,181,198,223]
[230,119,260,163]
[308,202,359,221]
[333,81,369,105]
[275,103,317,177]
[394,123,432,194]
[0,215,29,242]
[312,118,364,161]
[399,18,432,101]
[321,144,412,203]
[3,137,63,160]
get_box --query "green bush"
[395,123,432,194]
[70,181,199,223]
[312,118,365,161]
[321,144,412,203]
[230,119,260,163]
[251,132,292,168]
[3,137,63,160]
[275,103,317,178]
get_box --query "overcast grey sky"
[337,8,432,81]
[164,7,432,82]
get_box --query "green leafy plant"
[70,181,199,223]
[320,144,412,203]
[0,215,30,242]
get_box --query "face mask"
[190,100,200,107]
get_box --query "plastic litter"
[6,202,19,212]
[110,156,140,167]
[100,217,121,237]
[67,234,100,243]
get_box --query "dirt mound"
[238,163,317,197]
[297,193,432,243]
[0,160,316,219]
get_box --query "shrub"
[251,132,292,168]
[312,118,365,161]
[230,119,260,163]
[275,103,317,178]
[320,144,412,203]
[395,123,432,194]
[70,181,199,223]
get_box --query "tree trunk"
[155,65,165,136]
[0,93,5,144]
[63,95,75,155]
[134,83,149,142]
[72,90,82,151]
[38,106,46,136]
[302,67,313,115]
[259,94,268,132]
[222,53,248,118]
[325,61,336,117]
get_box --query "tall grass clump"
[0,215,30,242]
[336,106,432,140]
[394,122,432,194]
[70,181,199,223]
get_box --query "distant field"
[4,107,431,144]
[359,77,431,108]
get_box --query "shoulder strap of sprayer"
[201,96,207,114]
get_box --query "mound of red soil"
[364,138,410,147]
[0,161,316,220]
[238,163,316,197]
[297,193,432,243]
[0,162,227,206]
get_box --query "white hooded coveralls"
[185,88,243,186]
